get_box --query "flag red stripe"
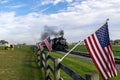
[39,44,44,50]
[84,37,107,80]
[108,46,116,77]
[92,34,112,77]
[107,46,115,77]
[44,39,52,51]
[88,35,109,79]
[109,45,117,72]
[84,39,106,80]
[104,46,117,77]
[108,46,117,76]
[104,47,114,77]
[108,45,117,71]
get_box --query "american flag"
[84,22,117,80]
[36,42,44,50]
[43,36,52,51]
[39,42,44,50]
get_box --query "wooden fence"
[34,49,99,80]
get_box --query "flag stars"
[96,24,110,48]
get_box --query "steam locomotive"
[52,36,68,51]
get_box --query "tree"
[114,39,120,45]
[23,43,26,45]
[0,40,9,44]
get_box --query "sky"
[0,0,120,45]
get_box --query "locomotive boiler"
[52,36,68,51]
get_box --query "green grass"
[0,45,43,80]
[112,45,120,58]
[0,45,119,80]
[68,45,87,52]
[48,52,120,80]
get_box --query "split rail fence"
[34,48,99,80]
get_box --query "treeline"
[0,40,9,44]
[111,39,120,45]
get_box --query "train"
[52,36,68,51]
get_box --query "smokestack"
[59,30,64,38]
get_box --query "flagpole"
[106,18,109,21]
[59,19,109,62]
[59,41,82,62]
[106,18,109,23]
[92,18,109,34]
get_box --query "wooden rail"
[34,48,99,80]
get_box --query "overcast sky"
[0,0,120,44]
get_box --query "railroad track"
[59,50,120,64]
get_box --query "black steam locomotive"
[52,36,68,51]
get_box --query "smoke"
[59,30,64,37]
[40,25,64,40]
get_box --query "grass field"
[0,46,43,80]
[0,45,119,80]
[49,52,120,80]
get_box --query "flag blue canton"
[95,23,110,48]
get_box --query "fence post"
[40,50,43,68]
[85,73,99,80]
[54,59,61,80]
[44,51,50,80]
[36,50,41,66]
